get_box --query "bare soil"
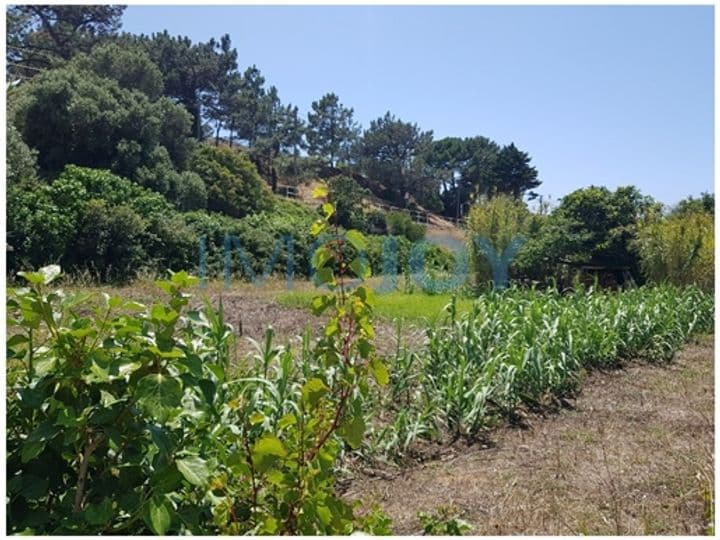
[346,336,715,535]
[210,292,427,359]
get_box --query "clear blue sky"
[121,5,714,206]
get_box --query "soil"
[203,291,428,359]
[345,336,715,535]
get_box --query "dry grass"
[346,336,715,535]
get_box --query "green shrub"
[133,146,181,195]
[11,65,193,178]
[419,507,473,535]
[189,145,273,218]
[365,210,387,234]
[7,166,199,281]
[327,175,367,230]
[71,200,148,280]
[171,171,207,211]
[386,211,425,242]
[7,180,79,271]
[7,122,38,185]
[71,42,164,100]
[7,193,392,534]
[184,198,316,281]
[466,194,533,288]
[634,210,714,291]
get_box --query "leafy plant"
[418,506,473,535]
[633,209,713,291]
[386,211,426,242]
[7,184,392,535]
[189,144,273,219]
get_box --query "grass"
[276,289,475,323]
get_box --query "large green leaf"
[17,264,61,285]
[252,435,287,473]
[302,378,328,407]
[84,498,113,526]
[345,230,367,252]
[339,414,365,450]
[369,357,390,386]
[135,374,183,421]
[148,496,174,535]
[176,456,209,487]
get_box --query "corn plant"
[375,284,713,452]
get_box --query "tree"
[466,194,535,287]
[634,209,713,290]
[526,186,658,283]
[327,175,367,230]
[73,200,148,281]
[425,136,500,217]
[671,192,714,217]
[129,31,239,140]
[71,42,164,100]
[491,143,541,199]
[7,5,125,76]
[358,112,434,207]
[204,71,243,144]
[277,104,306,157]
[6,122,38,185]
[189,144,273,218]
[233,65,271,147]
[172,171,208,212]
[11,64,194,186]
[306,93,359,167]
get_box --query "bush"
[7,122,38,185]
[7,180,79,271]
[133,146,183,195]
[634,210,714,291]
[466,194,533,287]
[11,65,194,178]
[365,210,387,234]
[171,171,207,211]
[71,200,148,280]
[7,203,391,533]
[189,145,273,218]
[71,42,164,100]
[386,211,425,242]
[327,175,367,230]
[7,166,199,281]
[183,198,317,281]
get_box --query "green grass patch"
[277,289,474,323]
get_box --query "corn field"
[367,285,714,458]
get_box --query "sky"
[121,5,714,206]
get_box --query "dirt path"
[347,337,714,535]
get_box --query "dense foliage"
[385,211,426,243]
[465,194,539,287]
[634,209,714,291]
[189,145,273,218]
[11,63,194,181]
[8,167,195,280]
[7,195,393,534]
[11,4,658,291]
